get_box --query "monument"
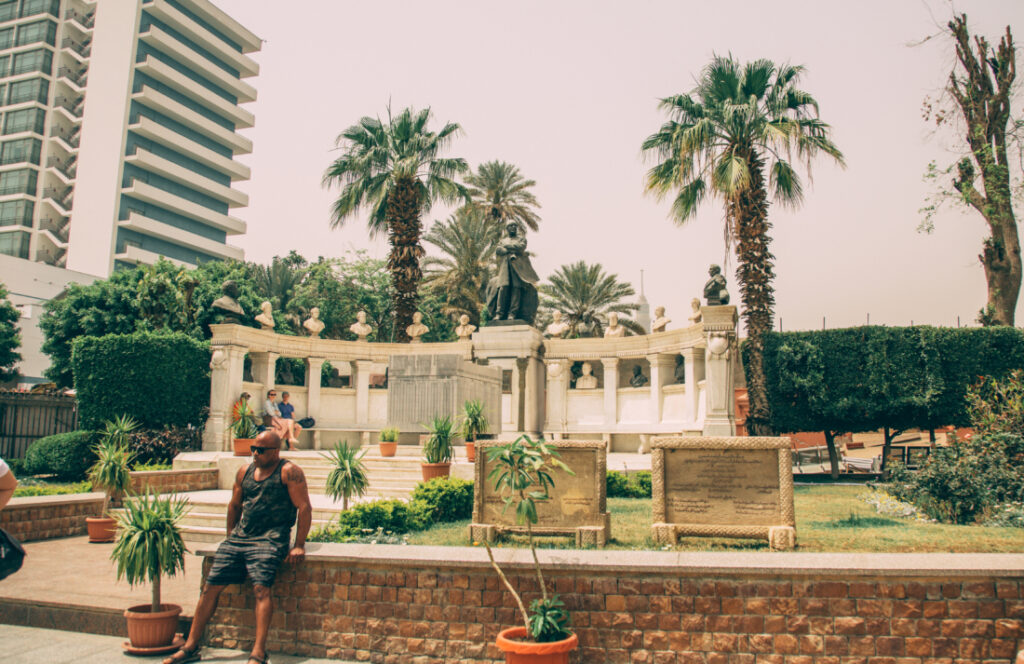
[650,436,796,550]
[303,307,324,337]
[651,306,670,333]
[211,280,245,324]
[470,439,610,547]
[485,221,539,324]
[386,354,501,434]
[349,311,373,341]
[454,314,476,340]
[255,301,275,330]
[703,265,730,305]
[406,312,429,343]
[545,311,570,338]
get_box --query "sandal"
[162,645,201,664]
[247,655,270,664]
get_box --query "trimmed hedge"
[334,498,433,536]
[23,431,96,480]
[71,331,210,431]
[606,470,652,498]
[411,477,474,522]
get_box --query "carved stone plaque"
[652,436,796,550]
[470,440,610,547]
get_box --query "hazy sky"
[214,0,1023,332]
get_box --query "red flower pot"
[420,462,450,482]
[233,438,255,457]
[124,603,182,649]
[495,627,578,664]
[85,516,117,543]
[379,441,397,457]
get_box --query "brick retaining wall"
[197,546,1024,664]
[129,468,218,495]
[0,493,103,542]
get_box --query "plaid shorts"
[206,537,288,587]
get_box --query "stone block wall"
[197,546,1024,664]
[129,468,218,495]
[0,494,103,542]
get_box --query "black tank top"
[231,460,297,547]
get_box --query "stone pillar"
[680,347,705,424]
[701,305,738,436]
[471,325,544,438]
[305,357,324,447]
[544,358,570,433]
[602,357,618,429]
[353,360,373,427]
[250,351,279,396]
[647,354,675,425]
[203,343,247,452]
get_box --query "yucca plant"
[423,415,455,464]
[230,399,259,439]
[321,442,369,510]
[88,415,139,514]
[379,427,399,443]
[111,491,188,612]
[460,400,488,442]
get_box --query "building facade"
[0,0,259,276]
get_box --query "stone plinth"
[651,435,796,550]
[472,325,545,438]
[386,354,501,433]
[701,305,738,436]
[470,439,610,547]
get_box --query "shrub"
[333,498,434,537]
[71,331,210,431]
[967,369,1024,437]
[23,431,96,480]
[126,427,202,465]
[984,502,1024,528]
[13,479,91,497]
[411,477,473,522]
[5,457,25,476]
[606,470,651,498]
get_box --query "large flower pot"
[124,603,182,650]
[86,516,117,543]
[233,437,255,457]
[465,441,476,463]
[379,441,397,457]
[495,627,578,664]
[420,462,450,482]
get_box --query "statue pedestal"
[472,325,545,439]
[700,305,738,436]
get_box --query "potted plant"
[421,415,455,481]
[322,441,369,509]
[482,435,578,663]
[461,399,488,463]
[230,398,259,457]
[378,426,399,457]
[86,415,138,543]
[112,491,188,654]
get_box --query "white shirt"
[0,458,9,478]
[264,399,280,417]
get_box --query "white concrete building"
[0,0,260,382]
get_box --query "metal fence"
[0,391,79,459]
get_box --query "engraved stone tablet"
[651,436,796,550]
[470,440,610,547]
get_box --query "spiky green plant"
[88,415,139,514]
[230,399,259,439]
[111,491,188,612]
[460,400,488,442]
[423,415,455,464]
[321,442,369,510]
[379,427,399,443]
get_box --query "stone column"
[353,360,373,427]
[249,351,279,397]
[647,354,675,425]
[701,305,738,436]
[680,347,705,424]
[544,358,570,433]
[602,357,619,429]
[203,343,247,452]
[305,357,324,448]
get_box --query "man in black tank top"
[163,431,312,664]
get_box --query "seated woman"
[277,391,303,447]
[263,389,299,449]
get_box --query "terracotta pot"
[86,516,117,543]
[465,441,476,463]
[233,437,255,457]
[420,462,450,482]
[124,603,182,649]
[379,441,397,457]
[495,627,579,664]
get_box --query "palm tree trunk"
[386,176,424,341]
[730,152,775,436]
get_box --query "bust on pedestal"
[255,301,275,331]
[349,310,373,341]
[303,307,325,338]
[406,312,429,343]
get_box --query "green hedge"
[606,470,652,498]
[759,326,1024,435]
[23,431,96,480]
[411,477,474,522]
[334,498,434,536]
[71,332,210,431]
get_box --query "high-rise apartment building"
[0,0,259,277]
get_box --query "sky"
[213,0,1023,333]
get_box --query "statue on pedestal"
[406,312,429,343]
[629,365,649,387]
[651,306,670,333]
[703,265,730,305]
[303,307,325,338]
[604,312,626,337]
[674,354,686,384]
[486,222,539,323]
[327,367,347,388]
[255,301,275,331]
[688,298,702,324]
[545,311,570,338]
[349,310,373,341]
[212,280,245,324]
[454,314,476,341]
[575,362,598,389]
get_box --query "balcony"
[39,214,70,243]
[119,211,244,262]
[144,0,258,78]
[132,85,252,155]
[54,94,84,118]
[135,55,255,128]
[126,148,247,207]
[41,185,73,211]
[128,116,249,181]
[46,155,76,179]
[57,66,87,89]
[49,125,80,150]
[60,37,91,59]
[122,180,246,235]
[138,25,257,103]
[115,243,190,268]
[64,8,95,30]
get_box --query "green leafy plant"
[111,491,188,612]
[606,470,652,498]
[319,498,433,538]
[321,442,369,510]
[379,427,399,443]
[967,369,1024,437]
[411,477,473,522]
[460,400,488,442]
[230,399,259,439]
[23,431,96,480]
[482,435,575,642]
[423,415,455,464]
[88,416,139,515]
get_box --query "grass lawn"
[13,479,93,498]
[405,485,1024,553]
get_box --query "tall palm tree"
[541,261,642,337]
[465,160,542,233]
[422,208,499,325]
[323,106,468,340]
[250,252,308,332]
[641,56,844,436]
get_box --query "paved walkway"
[0,625,356,663]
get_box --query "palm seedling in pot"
[421,415,454,481]
[86,415,138,543]
[460,399,488,462]
[321,441,369,510]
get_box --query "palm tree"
[250,252,308,332]
[641,56,844,436]
[422,208,499,325]
[540,261,642,337]
[322,107,469,340]
[465,160,542,233]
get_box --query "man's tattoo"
[285,463,306,487]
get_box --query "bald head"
[255,430,281,449]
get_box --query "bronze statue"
[212,280,245,324]
[629,365,649,387]
[486,222,539,323]
[703,265,730,306]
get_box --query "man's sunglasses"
[250,446,273,455]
